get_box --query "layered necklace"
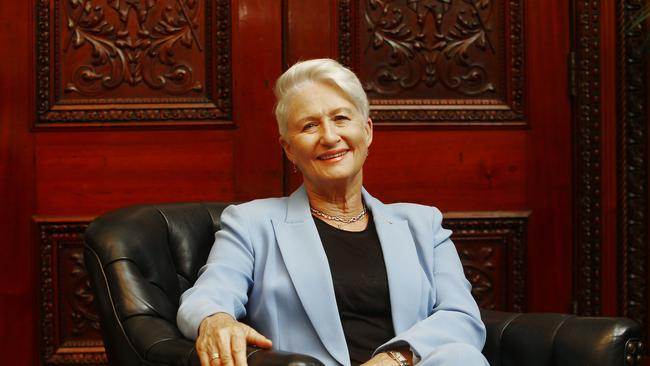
[310,204,368,228]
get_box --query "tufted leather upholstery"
[84,203,323,366]
[85,202,644,366]
[481,310,643,366]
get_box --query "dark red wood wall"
[0,0,647,365]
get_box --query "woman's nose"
[319,122,341,145]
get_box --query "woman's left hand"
[361,352,400,366]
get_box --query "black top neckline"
[311,215,372,234]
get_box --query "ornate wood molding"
[573,0,602,317]
[444,211,529,312]
[36,0,232,127]
[617,0,648,336]
[338,0,525,126]
[36,218,107,366]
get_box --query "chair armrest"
[481,309,644,366]
[247,348,325,366]
[123,315,323,366]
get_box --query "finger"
[244,327,273,348]
[198,350,212,366]
[231,329,248,366]
[199,341,222,366]
[197,339,215,366]
[216,330,234,366]
[207,349,222,366]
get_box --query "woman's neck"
[303,179,364,216]
[304,177,369,232]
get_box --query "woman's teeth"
[319,151,346,160]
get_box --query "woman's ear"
[279,136,294,162]
[365,118,374,146]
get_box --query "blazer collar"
[273,186,349,364]
[273,186,422,364]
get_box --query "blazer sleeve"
[176,204,254,339]
[375,207,487,364]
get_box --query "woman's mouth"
[317,150,348,161]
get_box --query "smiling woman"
[177,59,489,366]
[280,81,373,199]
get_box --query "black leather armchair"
[84,202,644,366]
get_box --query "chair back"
[84,202,229,366]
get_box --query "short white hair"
[273,58,369,137]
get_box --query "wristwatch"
[386,350,409,366]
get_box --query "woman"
[177,59,488,366]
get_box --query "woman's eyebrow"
[293,107,353,124]
[329,107,353,115]
[295,114,320,124]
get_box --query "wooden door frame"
[571,0,604,317]
[572,0,649,345]
[617,0,649,340]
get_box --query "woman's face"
[280,81,373,188]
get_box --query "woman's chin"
[307,169,362,186]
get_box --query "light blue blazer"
[177,186,488,366]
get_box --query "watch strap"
[386,350,409,366]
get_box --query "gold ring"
[210,353,220,361]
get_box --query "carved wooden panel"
[36,0,232,127]
[338,0,525,126]
[444,212,529,312]
[37,219,107,366]
[617,0,648,339]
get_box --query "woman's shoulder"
[378,201,443,219]
[373,200,446,233]
[229,196,289,218]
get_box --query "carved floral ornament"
[36,0,231,125]
[363,0,497,97]
[70,252,101,336]
[339,0,524,124]
[63,0,203,95]
[460,246,496,309]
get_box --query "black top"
[313,214,395,365]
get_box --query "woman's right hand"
[196,312,273,366]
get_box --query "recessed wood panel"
[37,219,107,366]
[338,0,525,126]
[36,0,232,126]
[445,211,529,312]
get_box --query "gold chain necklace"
[310,205,368,227]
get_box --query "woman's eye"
[302,122,317,131]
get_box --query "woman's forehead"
[287,83,358,121]
[293,107,356,124]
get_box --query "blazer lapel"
[271,186,349,365]
[362,189,422,334]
